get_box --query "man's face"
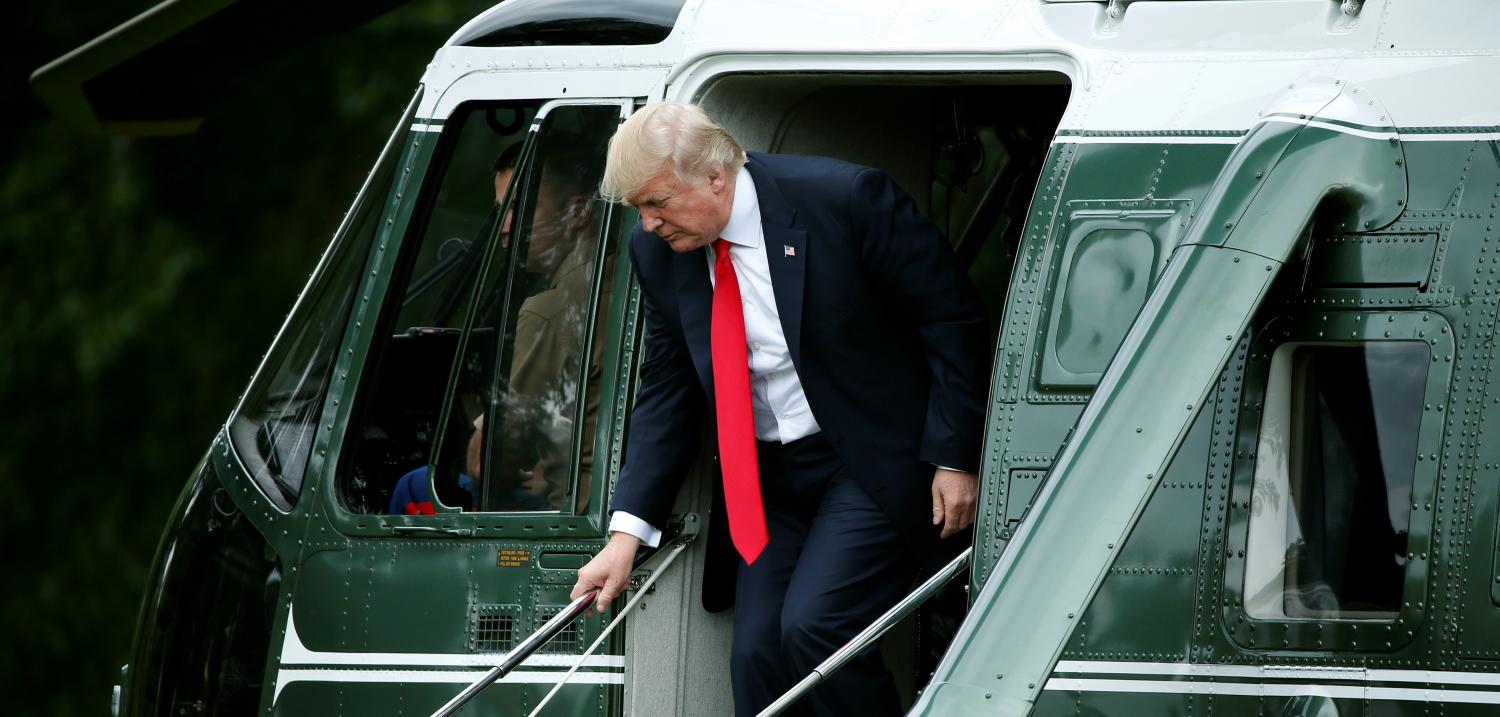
[496,166,590,275]
[626,164,733,253]
[494,168,515,248]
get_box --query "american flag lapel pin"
[783,245,796,257]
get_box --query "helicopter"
[31,0,1500,714]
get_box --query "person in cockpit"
[388,415,484,514]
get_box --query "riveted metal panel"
[1192,342,1251,666]
[1415,135,1500,658]
[1063,402,1213,664]
[977,454,1053,588]
[976,138,1235,587]
[1076,690,1197,717]
[1305,233,1438,288]
[1018,143,1236,405]
[1004,470,1047,527]
[976,140,1235,587]
[995,142,1080,402]
[1211,695,1363,717]
[274,538,618,714]
[1157,136,1500,704]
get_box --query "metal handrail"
[527,540,692,716]
[430,519,691,717]
[755,546,974,717]
[430,590,597,717]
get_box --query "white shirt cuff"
[608,511,662,548]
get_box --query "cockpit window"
[338,99,623,517]
[1242,341,1428,620]
[227,93,416,510]
[337,101,538,515]
[457,103,620,514]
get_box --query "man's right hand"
[571,532,641,610]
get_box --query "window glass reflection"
[339,101,619,517]
[1244,342,1428,620]
[339,102,535,515]
[461,104,619,513]
[127,463,279,715]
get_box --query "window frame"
[1029,199,1193,400]
[323,96,637,539]
[1221,310,1452,652]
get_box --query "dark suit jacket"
[608,151,988,609]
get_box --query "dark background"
[2,2,491,713]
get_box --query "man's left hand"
[931,468,978,539]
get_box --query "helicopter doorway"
[706,74,1071,353]
[619,71,1071,714]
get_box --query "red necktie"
[711,238,769,564]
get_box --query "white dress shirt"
[609,167,820,546]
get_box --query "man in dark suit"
[571,101,987,716]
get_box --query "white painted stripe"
[1048,677,1362,698]
[274,668,623,700]
[1403,132,1500,142]
[1045,677,1500,705]
[1367,668,1500,687]
[1054,135,1242,145]
[1054,128,1495,146]
[279,607,623,668]
[410,123,445,133]
[1054,661,1500,687]
[1056,660,1349,680]
[283,648,623,669]
[1258,116,1397,140]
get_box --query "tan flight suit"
[507,239,614,512]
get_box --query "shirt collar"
[719,165,762,250]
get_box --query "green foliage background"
[1,2,492,713]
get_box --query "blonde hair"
[599,101,746,204]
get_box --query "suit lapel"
[745,155,808,370]
[672,248,716,401]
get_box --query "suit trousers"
[730,432,917,717]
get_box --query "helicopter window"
[1242,341,1428,620]
[339,100,621,516]
[125,463,281,714]
[227,95,413,510]
[337,101,538,515]
[452,103,620,514]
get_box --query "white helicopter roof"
[421,0,1499,135]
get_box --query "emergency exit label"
[497,548,530,568]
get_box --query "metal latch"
[627,512,701,592]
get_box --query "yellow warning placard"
[496,549,530,568]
